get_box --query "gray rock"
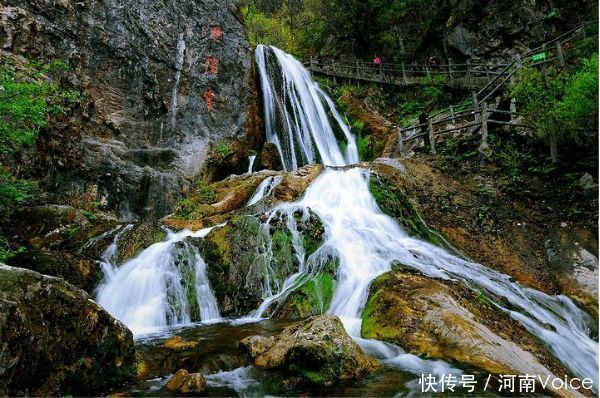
[0,264,135,396]
[579,173,598,191]
[1,0,254,220]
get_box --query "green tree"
[512,54,598,162]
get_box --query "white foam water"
[256,45,358,171]
[253,46,599,388]
[96,226,221,336]
[246,175,283,207]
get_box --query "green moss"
[214,141,233,159]
[360,273,397,340]
[369,174,461,255]
[278,273,336,318]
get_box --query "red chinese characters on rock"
[203,89,215,112]
[204,55,218,75]
[209,26,223,41]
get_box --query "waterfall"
[255,45,359,170]
[96,226,220,336]
[170,33,186,129]
[247,155,257,174]
[247,175,283,206]
[254,46,598,387]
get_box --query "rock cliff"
[1,0,257,220]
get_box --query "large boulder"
[0,264,135,396]
[1,0,257,220]
[199,208,328,317]
[361,270,577,396]
[240,315,380,387]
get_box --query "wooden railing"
[307,58,509,89]
[393,20,595,155]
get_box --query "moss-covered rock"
[275,273,336,319]
[116,222,167,263]
[0,264,135,396]
[164,170,279,230]
[199,208,329,317]
[369,172,461,255]
[3,205,119,292]
[361,270,574,395]
[199,215,269,316]
[240,315,379,387]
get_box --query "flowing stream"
[254,44,598,388]
[100,44,596,395]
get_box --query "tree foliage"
[242,0,443,60]
[512,54,598,147]
[0,59,79,205]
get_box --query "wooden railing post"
[466,59,472,84]
[401,62,407,84]
[309,56,314,68]
[479,101,490,155]
[397,127,404,153]
[355,60,360,75]
[448,58,454,81]
[556,41,566,69]
[510,98,517,122]
[472,92,479,113]
[425,65,431,78]
[428,117,436,155]
[449,105,455,121]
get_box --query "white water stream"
[253,45,598,387]
[94,43,597,393]
[97,226,221,336]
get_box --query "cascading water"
[246,175,283,207]
[256,45,358,171]
[96,226,221,336]
[254,46,598,388]
[247,155,257,174]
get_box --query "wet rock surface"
[165,369,206,394]
[1,0,255,220]
[198,208,327,317]
[0,264,135,396]
[367,159,599,318]
[241,315,380,387]
[361,270,577,396]
[2,205,118,292]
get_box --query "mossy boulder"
[199,209,328,317]
[199,215,271,316]
[274,272,336,319]
[240,315,379,387]
[164,171,279,230]
[361,270,574,395]
[3,205,119,292]
[116,222,167,263]
[0,264,135,396]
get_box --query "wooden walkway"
[323,20,595,160]
[307,59,506,90]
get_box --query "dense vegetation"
[512,52,598,162]
[0,59,78,205]
[242,0,595,60]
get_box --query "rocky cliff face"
[409,0,593,61]
[1,0,256,220]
